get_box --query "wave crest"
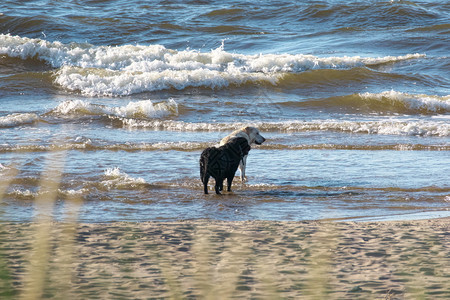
[101,167,147,190]
[0,113,39,128]
[115,119,449,137]
[51,99,178,119]
[285,91,450,115]
[359,91,450,114]
[0,34,426,96]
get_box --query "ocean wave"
[0,140,214,153]
[1,100,448,136]
[299,1,439,28]
[53,65,277,96]
[100,167,148,190]
[0,34,426,96]
[1,142,448,154]
[282,91,450,115]
[115,119,449,137]
[9,189,38,200]
[407,23,450,32]
[4,187,90,200]
[359,91,450,114]
[52,52,423,96]
[0,113,39,128]
[277,68,415,89]
[0,100,178,130]
[50,99,178,119]
[266,120,449,136]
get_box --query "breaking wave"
[1,142,448,153]
[0,113,39,128]
[286,91,450,115]
[49,99,178,119]
[0,34,426,96]
[1,97,448,137]
[100,167,148,190]
[359,91,450,114]
[106,118,450,137]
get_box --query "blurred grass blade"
[0,163,19,203]
[20,150,66,300]
[51,193,83,299]
[0,163,20,299]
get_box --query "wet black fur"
[199,137,251,194]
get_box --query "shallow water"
[0,0,449,222]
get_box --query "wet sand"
[1,218,448,299]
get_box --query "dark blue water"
[0,0,449,222]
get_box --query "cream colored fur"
[219,126,265,182]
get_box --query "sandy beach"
[0,218,448,299]
[1,1,449,299]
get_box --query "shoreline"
[1,218,448,299]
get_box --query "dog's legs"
[219,179,224,191]
[203,174,209,194]
[227,176,234,192]
[215,179,222,195]
[239,155,247,182]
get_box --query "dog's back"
[199,146,219,182]
[199,137,250,194]
[211,137,250,178]
[222,137,251,159]
[219,127,265,182]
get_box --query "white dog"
[220,126,265,182]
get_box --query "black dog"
[200,137,251,194]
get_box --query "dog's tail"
[200,149,207,182]
[200,147,222,181]
[200,147,214,182]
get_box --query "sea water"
[0,0,449,222]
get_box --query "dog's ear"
[244,126,252,134]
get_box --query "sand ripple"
[0,219,448,299]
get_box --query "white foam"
[142,141,207,151]
[52,99,177,118]
[0,34,426,96]
[59,188,89,196]
[118,119,449,136]
[101,167,146,189]
[280,120,449,136]
[0,113,39,127]
[54,65,277,96]
[11,189,38,199]
[114,99,178,118]
[359,91,450,113]
[247,183,279,188]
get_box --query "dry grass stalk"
[191,226,215,299]
[20,150,66,300]
[213,230,252,299]
[0,161,21,298]
[303,223,337,299]
[50,193,83,299]
[0,162,19,203]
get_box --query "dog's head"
[244,126,266,145]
